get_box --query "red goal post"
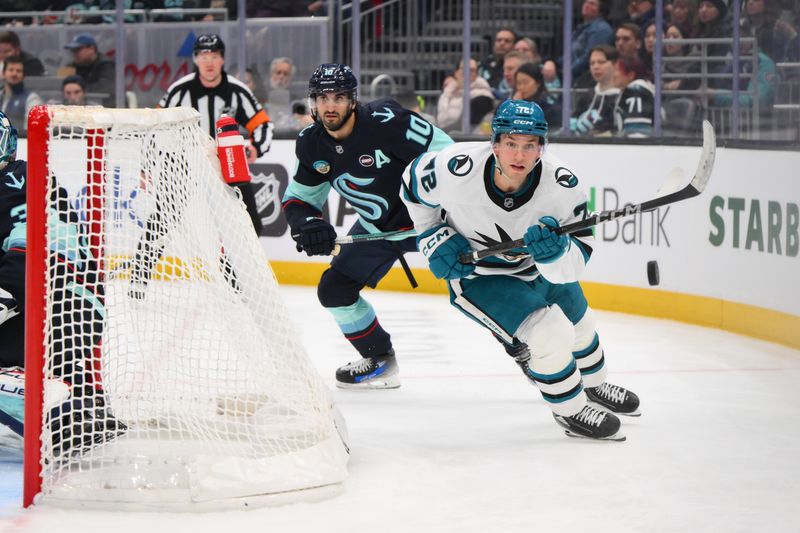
[23,105,349,510]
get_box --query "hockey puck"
[646,261,660,286]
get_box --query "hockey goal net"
[23,105,349,510]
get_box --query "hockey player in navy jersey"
[0,111,124,452]
[401,100,640,441]
[282,63,453,389]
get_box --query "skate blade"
[336,376,401,390]
[564,429,626,442]
[588,401,642,418]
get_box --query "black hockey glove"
[292,217,337,256]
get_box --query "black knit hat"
[702,0,727,17]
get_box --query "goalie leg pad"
[515,306,585,417]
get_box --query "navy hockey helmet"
[491,99,548,143]
[0,111,18,166]
[308,63,358,100]
[193,34,225,57]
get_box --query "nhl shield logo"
[313,160,331,174]
[447,154,473,176]
[504,197,514,208]
[359,154,375,167]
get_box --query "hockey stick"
[331,229,418,255]
[459,120,716,263]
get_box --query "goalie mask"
[491,99,548,144]
[307,63,358,128]
[0,111,18,167]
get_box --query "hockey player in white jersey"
[401,100,639,441]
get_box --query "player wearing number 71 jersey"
[401,99,640,441]
[282,63,453,389]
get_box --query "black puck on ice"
[646,260,660,286]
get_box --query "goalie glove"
[0,287,19,326]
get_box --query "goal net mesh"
[28,106,348,509]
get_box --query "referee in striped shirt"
[158,34,273,233]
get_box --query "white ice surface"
[1,286,799,533]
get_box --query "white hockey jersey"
[401,142,593,284]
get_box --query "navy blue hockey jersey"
[282,98,453,234]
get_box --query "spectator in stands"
[670,0,700,38]
[628,0,656,33]
[709,20,780,109]
[774,10,799,63]
[573,0,615,81]
[513,62,561,129]
[496,50,527,100]
[615,23,644,61]
[437,57,496,132]
[513,38,542,64]
[291,99,314,128]
[0,57,43,137]
[265,57,297,128]
[697,0,733,59]
[479,28,518,90]
[244,67,268,104]
[570,44,620,136]
[63,33,115,107]
[642,21,661,78]
[741,0,786,62]
[0,31,45,78]
[663,24,702,95]
[612,55,657,137]
[269,57,294,90]
[60,75,95,106]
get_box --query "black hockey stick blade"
[459,120,716,263]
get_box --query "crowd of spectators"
[0,0,797,138]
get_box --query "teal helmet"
[0,111,18,165]
[491,99,548,143]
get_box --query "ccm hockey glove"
[417,224,476,280]
[0,286,20,326]
[292,217,337,256]
[524,216,569,264]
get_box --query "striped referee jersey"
[159,71,273,156]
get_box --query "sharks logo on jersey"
[447,154,473,177]
[555,167,578,188]
[332,173,389,221]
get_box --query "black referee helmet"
[193,34,225,57]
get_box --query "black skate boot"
[553,404,625,441]
[335,349,400,389]
[586,382,641,416]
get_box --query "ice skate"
[335,349,400,389]
[586,382,641,416]
[553,404,625,441]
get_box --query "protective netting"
[32,106,348,509]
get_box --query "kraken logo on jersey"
[332,173,389,221]
[555,167,578,188]
[447,154,473,177]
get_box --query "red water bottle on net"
[215,115,251,185]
